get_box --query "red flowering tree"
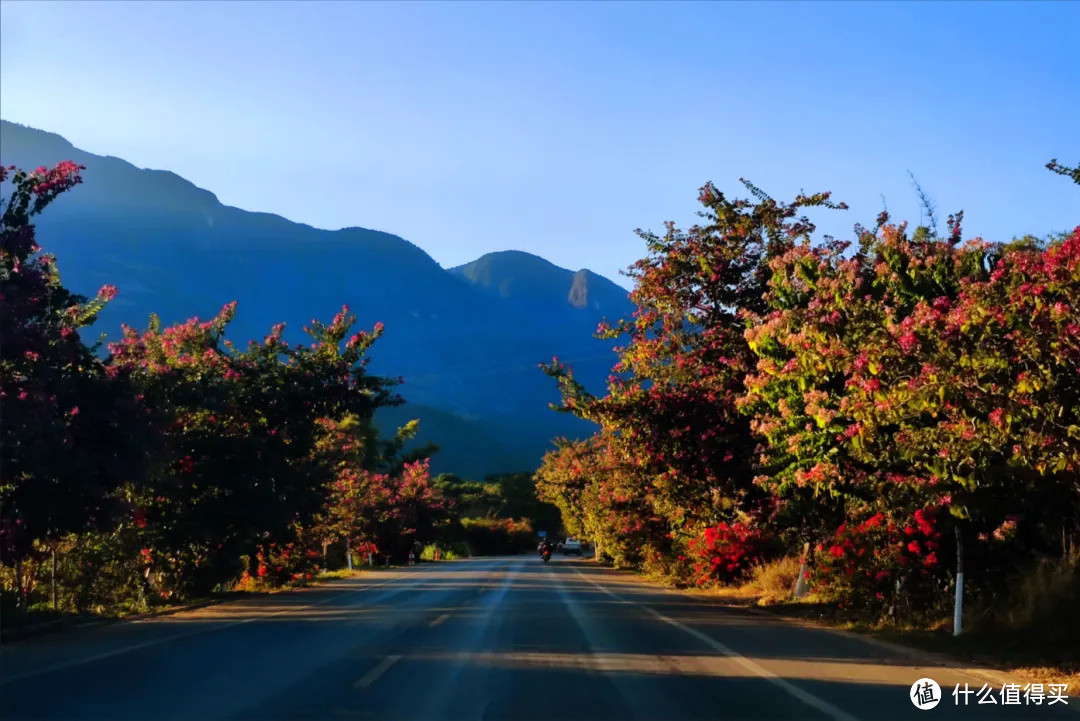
[393,460,446,538]
[107,302,402,596]
[535,433,658,568]
[309,414,384,555]
[1,162,150,608]
[309,414,431,561]
[543,181,843,576]
[741,165,1079,611]
[739,216,988,545]
[845,226,1080,595]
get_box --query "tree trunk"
[15,556,25,610]
[51,547,58,611]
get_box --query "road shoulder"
[579,558,1080,695]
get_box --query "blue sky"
[1,0,1077,289]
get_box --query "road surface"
[0,557,1073,721]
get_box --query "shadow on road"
[1,558,1070,721]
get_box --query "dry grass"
[984,547,1080,632]
[695,556,805,605]
[316,568,366,581]
[745,556,804,604]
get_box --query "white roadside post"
[793,542,811,599]
[953,525,964,636]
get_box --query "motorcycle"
[541,548,552,563]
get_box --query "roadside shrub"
[420,542,467,561]
[746,556,803,603]
[812,506,949,617]
[266,540,321,587]
[640,539,686,581]
[688,521,773,586]
[57,531,149,613]
[1,534,147,618]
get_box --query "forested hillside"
[0,120,633,477]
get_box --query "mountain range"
[0,120,633,478]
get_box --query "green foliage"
[0,162,453,615]
[459,517,535,555]
[420,542,467,561]
[541,163,1080,626]
[1046,159,1080,185]
[1,162,152,608]
[436,471,562,538]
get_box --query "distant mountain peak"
[0,119,627,477]
[450,250,629,312]
[568,269,592,309]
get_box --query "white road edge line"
[0,575,408,686]
[575,569,861,721]
[353,654,402,689]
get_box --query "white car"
[561,538,583,555]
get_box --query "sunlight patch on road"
[575,568,861,721]
[353,654,402,689]
[388,650,960,685]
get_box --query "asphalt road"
[0,557,1074,721]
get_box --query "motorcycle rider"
[538,538,554,558]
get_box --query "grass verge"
[0,566,373,641]
[637,555,1079,688]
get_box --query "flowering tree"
[739,170,1078,608]
[847,226,1080,594]
[542,181,844,577]
[542,164,1077,612]
[1,163,149,606]
[739,216,986,543]
[535,433,657,567]
[106,303,403,596]
[309,404,448,559]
